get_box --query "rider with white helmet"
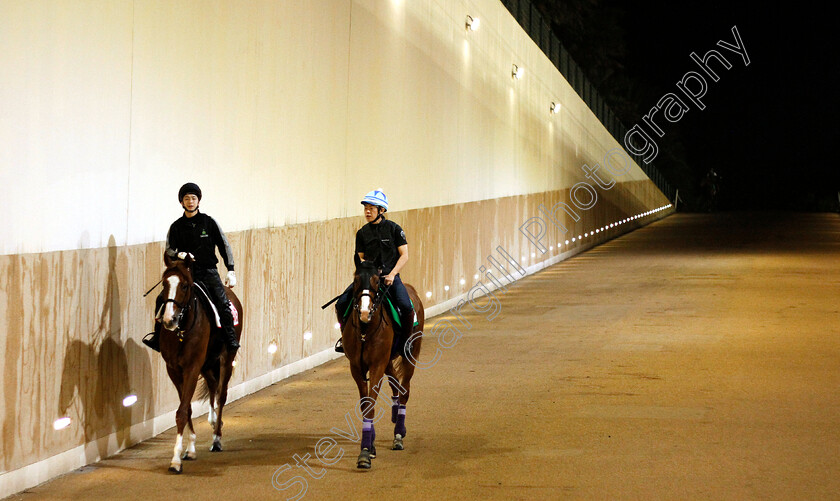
[334,189,414,352]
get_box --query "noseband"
[354,282,391,317]
[162,281,197,338]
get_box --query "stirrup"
[142,332,160,352]
[334,338,344,353]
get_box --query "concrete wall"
[0,0,671,494]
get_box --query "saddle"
[193,282,240,328]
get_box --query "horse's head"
[159,252,195,332]
[353,261,382,323]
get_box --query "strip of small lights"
[422,204,672,299]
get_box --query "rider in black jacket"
[143,182,240,353]
[335,190,414,353]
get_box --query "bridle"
[351,274,392,382]
[353,280,391,339]
[161,273,198,340]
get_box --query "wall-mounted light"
[268,341,278,354]
[465,15,480,31]
[122,394,138,407]
[53,417,72,431]
[303,331,312,341]
[550,102,560,114]
[512,64,523,79]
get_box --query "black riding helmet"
[178,182,202,202]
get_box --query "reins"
[353,280,391,382]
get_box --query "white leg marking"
[184,432,197,459]
[171,433,183,467]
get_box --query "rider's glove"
[176,251,194,260]
[225,270,237,288]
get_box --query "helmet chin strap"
[183,204,199,214]
[372,212,384,223]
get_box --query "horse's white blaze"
[360,290,371,323]
[162,276,180,328]
[171,433,183,466]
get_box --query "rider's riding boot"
[398,310,415,357]
[223,325,240,352]
[142,322,162,352]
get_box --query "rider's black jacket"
[355,218,407,275]
[165,211,235,271]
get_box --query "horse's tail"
[391,355,405,381]
[195,376,210,402]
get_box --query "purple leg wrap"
[395,405,407,437]
[361,419,374,450]
[391,404,399,423]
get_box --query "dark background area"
[531,0,838,211]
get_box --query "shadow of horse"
[56,235,153,460]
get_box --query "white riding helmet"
[361,190,388,212]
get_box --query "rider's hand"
[383,273,395,286]
[225,270,237,288]
[176,251,194,260]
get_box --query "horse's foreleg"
[170,365,202,473]
[348,363,373,469]
[363,362,391,460]
[211,354,234,452]
[392,359,416,449]
[182,405,196,461]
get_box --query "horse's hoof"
[210,441,222,452]
[369,445,376,459]
[182,451,196,460]
[392,434,404,451]
[357,449,371,469]
[169,463,182,474]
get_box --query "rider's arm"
[388,245,408,278]
[208,216,235,271]
[164,224,179,258]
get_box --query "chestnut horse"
[158,253,243,473]
[339,261,424,469]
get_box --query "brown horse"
[339,261,424,469]
[158,253,243,473]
